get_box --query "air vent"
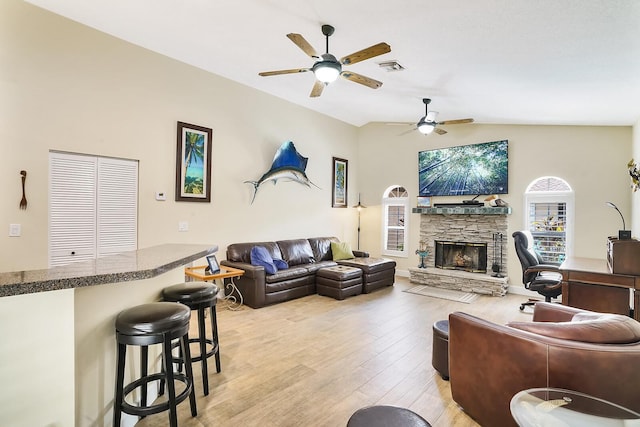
[378,60,405,72]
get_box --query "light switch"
[155,191,166,201]
[178,221,189,232]
[9,224,21,237]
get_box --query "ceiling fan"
[258,24,391,98]
[401,98,474,135]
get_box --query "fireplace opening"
[435,240,488,273]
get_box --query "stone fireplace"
[409,206,510,296]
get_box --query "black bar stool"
[347,405,432,427]
[162,282,221,396]
[113,302,197,427]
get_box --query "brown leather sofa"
[448,302,640,427]
[220,237,395,308]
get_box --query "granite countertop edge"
[0,243,217,298]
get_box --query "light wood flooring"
[135,276,533,427]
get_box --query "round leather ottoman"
[432,319,449,380]
[347,405,431,427]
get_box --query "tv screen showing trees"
[418,140,508,197]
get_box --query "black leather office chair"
[512,230,563,310]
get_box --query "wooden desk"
[560,257,639,320]
[185,265,245,309]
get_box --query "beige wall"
[1,0,636,284]
[0,0,360,274]
[357,122,633,289]
[631,120,640,232]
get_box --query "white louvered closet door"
[49,152,138,267]
[97,157,138,257]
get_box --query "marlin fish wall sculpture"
[245,141,319,203]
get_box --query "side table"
[511,387,640,426]
[185,265,245,310]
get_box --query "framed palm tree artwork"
[332,157,348,207]
[175,121,212,202]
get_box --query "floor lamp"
[353,194,366,250]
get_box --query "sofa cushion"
[308,237,339,262]
[277,239,315,266]
[250,246,277,274]
[507,313,640,344]
[331,241,355,261]
[264,266,310,283]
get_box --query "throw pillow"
[331,241,355,261]
[250,246,277,275]
[273,258,289,270]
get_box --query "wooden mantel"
[413,206,512,215]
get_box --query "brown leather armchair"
[449,302,640,427]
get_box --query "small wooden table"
[185,265,245,310]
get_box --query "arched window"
[524,176,574,263]
[382,186,409,257]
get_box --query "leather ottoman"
[316,265,363,300]
[432,319,449,380]
[337,257,396,293]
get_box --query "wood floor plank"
[134,276,533,426]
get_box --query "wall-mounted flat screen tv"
[418,140,508,197]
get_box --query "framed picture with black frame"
[205,254,220,274]
[417,196,432,208]
[332,157,348,208]
[175,121,213,202]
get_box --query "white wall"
[357,122,633,290]
[0,0,360,274]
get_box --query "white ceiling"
[27,0,640,127]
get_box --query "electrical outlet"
[9,224,21,237]
[178,221,189,232]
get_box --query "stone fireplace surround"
[409,206,510,296]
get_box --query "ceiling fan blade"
[340,42,391,65]
[258,68,310,77]
[434,127,448,135]
[438,118,475,125]
[310,80,325,98]
[286,33,319,58]
[399,127,418,136]
[340,71,383,89]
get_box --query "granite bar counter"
[0,243,217,427]
[0,243,216,297]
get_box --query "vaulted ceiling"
[27,0,640,127]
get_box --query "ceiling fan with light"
[258,24,391,98]
[401,98,474,135]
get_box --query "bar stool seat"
[347,405,432,427]
[162,282,220,396]
[114,302,197,427]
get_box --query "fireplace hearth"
[435,240,487,273]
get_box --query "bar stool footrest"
[121,372,193,418]
[169,338,220,365]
